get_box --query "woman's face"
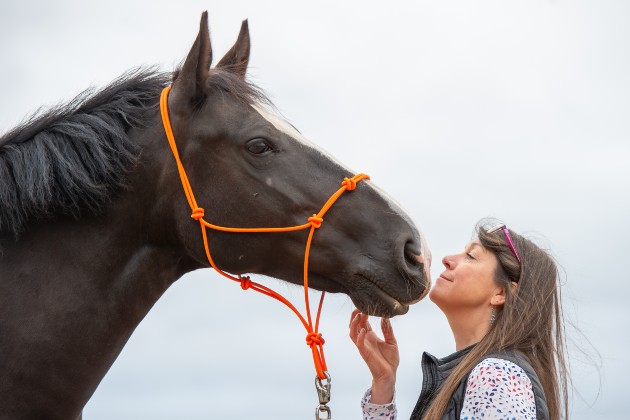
[429,239,502,314]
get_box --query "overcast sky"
[1,0,628,419]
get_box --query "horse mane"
[0,66,268,239]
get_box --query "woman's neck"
[445,308,491,351]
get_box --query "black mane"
[0,68,169,238]
[0,67,269,239]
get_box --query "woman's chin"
[428,289,438,304]
[428,285,446,307]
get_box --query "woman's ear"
[490,287,506,306]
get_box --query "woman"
[349,221,569,419]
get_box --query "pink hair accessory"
[487,223,521,263]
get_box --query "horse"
[0,12,430,419]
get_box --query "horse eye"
[247,138,273,155]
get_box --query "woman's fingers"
[359,313,372,332]
[356,327,368,355]
[356,326,395,379]
[349,309,400,382]
[380,317,397,345]
[350,309,390,358]
[349,308,361,328]
[349,311,361,344]
[349,310,372,342]
[356,327,377,361]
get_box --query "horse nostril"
[404,240,423,270]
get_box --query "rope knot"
[191,207,205,220]
[306,332,325,347]
[240,276,252,290]
[342,177,357,190]
[308,215,324,229]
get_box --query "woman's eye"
[466,253,476,260]
[247,139,273,155]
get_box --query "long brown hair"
[423,220,569,419]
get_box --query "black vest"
[409,346,549,420]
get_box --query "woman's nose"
[442,254,454,269]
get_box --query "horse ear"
[172,11,212,106]
[216,20,250,79]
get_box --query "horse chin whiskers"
[348,275,411,317]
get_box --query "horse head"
[160,13,431,316]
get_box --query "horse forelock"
[0,68,170,238]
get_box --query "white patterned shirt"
[362,358,537,419]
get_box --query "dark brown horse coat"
[0,13,430,419]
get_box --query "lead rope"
[160,85,368,419]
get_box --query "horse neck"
[0,124,199,418]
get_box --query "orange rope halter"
[159,85,369,380]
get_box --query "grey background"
[1,0,627,418]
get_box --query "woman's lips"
[438,273,453,282]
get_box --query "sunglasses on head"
[487,223,521,263]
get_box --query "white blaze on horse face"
[251,103,431,263]
[251,104,349,166]
[252,104,407,212]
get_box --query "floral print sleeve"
[361,388,397,420]
[460,358,537,419]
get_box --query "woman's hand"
[349,308,400,404]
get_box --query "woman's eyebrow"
[465,242,483,253]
